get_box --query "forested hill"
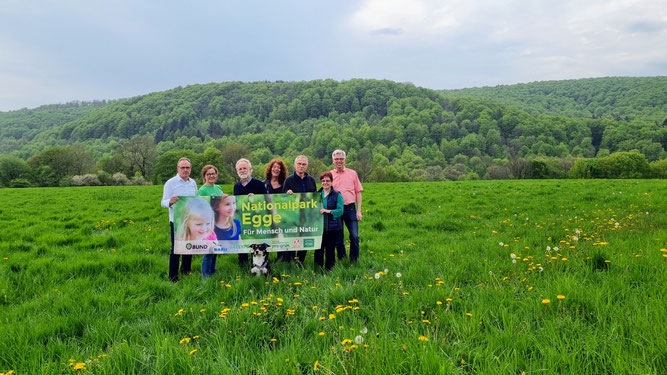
[446,77,667,124]
[1,78,665,186]
[0,101,111,157]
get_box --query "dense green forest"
[448,77,667,124]
[0,101,112,158]
[0,77,665,187]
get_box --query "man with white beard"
[233,158,267,266]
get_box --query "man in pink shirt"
[330,149,363,262]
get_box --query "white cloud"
[347,0,667,85]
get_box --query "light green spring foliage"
[0,181,665,374]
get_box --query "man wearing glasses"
[161,157,198,282]
[330,149,363,263]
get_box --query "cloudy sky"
[1,0,666,111]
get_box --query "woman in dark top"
[263,158,288,194]
[263,158,287,261]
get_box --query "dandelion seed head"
[355,335,364,344]
[395,272,402,278]
[374,273,380,279]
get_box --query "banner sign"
[173,193,323,254]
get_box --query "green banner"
[173,193,323,254]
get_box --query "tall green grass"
[1,180,665,374]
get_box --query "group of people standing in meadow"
[160,149,363,282]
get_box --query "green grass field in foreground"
[0,180,666,374]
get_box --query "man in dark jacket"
[282,155,317,263]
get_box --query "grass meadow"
[0,180,666,374]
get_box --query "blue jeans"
[336,204,360,261]
[201,254,217,277]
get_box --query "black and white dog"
[250,243,271,277]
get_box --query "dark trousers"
[281,250,307,264]
[238,253,248,267]
[336,204,360,261]
[169,222,192,281]
[315,229,339,271]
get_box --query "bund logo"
[292,239,301,248]
[185,243,208,251]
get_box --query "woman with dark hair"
[315,171,344,271]
[263,158,287,261]
[263,158,288,194]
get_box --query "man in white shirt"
[161,157,198,282]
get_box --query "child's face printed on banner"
[216,199,236,220]
[188,217,212,240]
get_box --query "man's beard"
[238,172,250,180]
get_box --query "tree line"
[0,78,665,187]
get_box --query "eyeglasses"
[205,172,217,176]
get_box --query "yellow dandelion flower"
[189,349,197,355]
[557,295,566,300]
[436,301,443,305]
[318,331,325,336]
[418,336,429,341]
[329,314,335,319]
[179,337,191,344]
[466,312,472,317]
[542,299,551,304]
[446,298,453,302]
[341,339,352,345]
[199,309,206,312]
[73,363,86,370]
[314,360,319,371]
[422,319,431,324]
[193,335,200,340]
[270,338,277,342]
